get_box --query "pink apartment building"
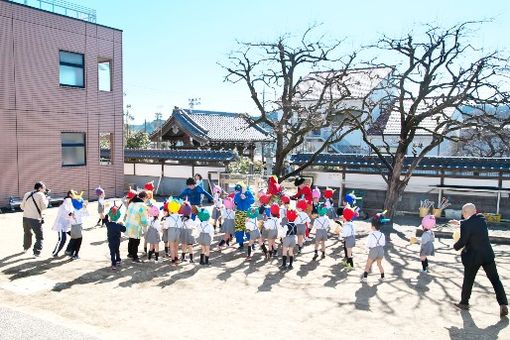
[0,0,123,206]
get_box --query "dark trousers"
[66,238,83,257]
[108,240,121,266]
[461,260,508,306]
[23,217,43,255]
[52,231,67,256]
[128,238,140,259]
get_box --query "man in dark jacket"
[451,203,508,317]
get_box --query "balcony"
[9,0,96,23]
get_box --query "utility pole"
[154,112,163,149]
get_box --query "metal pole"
[497,191,501,215]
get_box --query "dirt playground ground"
[0,202,509,339]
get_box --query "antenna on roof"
[188,98,201,111]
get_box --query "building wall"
[0,1,123,206]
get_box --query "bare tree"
[221,28,361,181]
[356,22,510,217]
[452,127,510,157]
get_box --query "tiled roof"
[291,153,510,171]
[105,149,238,162]
[152,109,272,143]
[368,99,457,136]
[298,67,392,101]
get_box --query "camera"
[44,188,51,196]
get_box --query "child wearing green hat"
[245,207,262,260]
[103,204,125,270]
[312,205,330,261]
[197,209,214,265]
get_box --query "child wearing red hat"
[295,199,311,254]
[340,207,357,270]
[281,209,298,270]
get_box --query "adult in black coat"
[451,203,508,317]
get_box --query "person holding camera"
[20,181,49,257]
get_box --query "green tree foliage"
[126,131,151,149]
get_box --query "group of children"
[50,178,438,282]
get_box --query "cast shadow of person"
[0,252,27,270]
[354,282,378,311]
[447,310,509,340]
[3,256,71,281]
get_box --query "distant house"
[366,99,459,156]
[149,108,273,160]
[297,66,393,154]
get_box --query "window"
[59,51,84,87]
[62,133,86,166]
[99,133,113,165]
[98,60,111,91]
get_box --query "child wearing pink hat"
[419,215,436,273]
[146,205,162,262]
[217,197,235,251]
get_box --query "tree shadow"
[323,264,349,288]
[90,237,128,247]
[446,309,509,339]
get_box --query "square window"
[98,60,112,91]
[59,51,84,87]
[99,132,113,165]
[62,132,86,166]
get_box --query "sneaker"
[132,258,141,263]
[23,248,30,253]
[501,305,508,317]
[189,259,194,263]
[33,253,40,258]
[360,277,367,283]
[111,265,117,271]
[116,261,122,266]
[378,277,385,282]
[72,255,80,260]
[312,254,318,261]
[154,259,159,263]
[126,254,133,259]
[454,303,470,310]
[65,251,72,256]
[287,265,294,270]
[321,254,326,259]
[420,269,429,273]
[245,256,252,261]
[279,264,287,270]
[346,264,353,271]
[297,249,301,255]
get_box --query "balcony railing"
[9,0,96,23]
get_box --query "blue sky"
[77,0,510,123]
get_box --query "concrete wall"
[0,1,123,205]
[305,170,510,217]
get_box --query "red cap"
[287,209,297,222]
[126,188,137,200]
[259,194,271,205]
[343,207,357,221]
[324,188,334,199]
[270,203,280,217]
[296,199,308,211]
[144,181,155,192]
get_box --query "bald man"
[450,203,508,317]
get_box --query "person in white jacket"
[51,191,74,257]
